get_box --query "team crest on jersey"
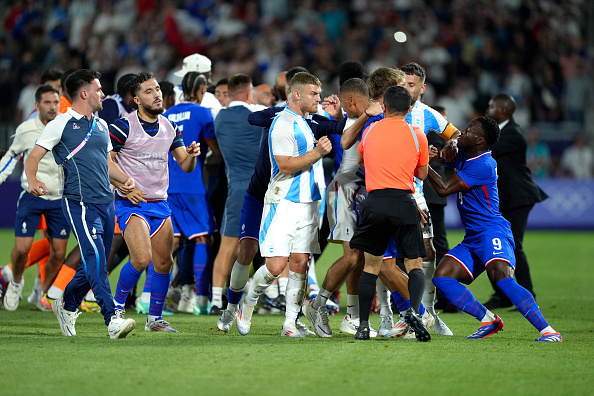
[73,123,80,129]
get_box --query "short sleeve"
[457,160,491,189]
[270,120,295,157]
[36,119,64,151]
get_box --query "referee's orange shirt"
[358,117,428,193]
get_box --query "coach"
[349,86,430,342]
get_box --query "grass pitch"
[0,229,593,395]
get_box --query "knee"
[237,243,258,265]
[131,253,152,269]
[487,262,514,284]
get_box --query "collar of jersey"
[66,107,88,120]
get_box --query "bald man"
[273,72,287,105]
[485,94,548,309]
[254,84,274,107]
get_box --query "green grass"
[1,229,593,395]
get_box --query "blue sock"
[114,261,142,307]
[142,261,154,293]
[227,288,243,305]
[149,271,170,317]
[433,277,486,321]
[391,290,410,312]
[419,303,426,315]
[193,243,211,296]
[497,277,549,332]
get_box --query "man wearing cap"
[174,53,222,118]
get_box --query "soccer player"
[110,72,201,332]
[164,72,220,315]
[427,116,562,342]
[235,72,332,337]
[349,86,431,342]
[1,84,70,312]
[25,69,136,338]
[98,73,136,125]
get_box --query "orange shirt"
[358,117,428,192]
[59,96,72,114]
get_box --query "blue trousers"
[61,198,115,325]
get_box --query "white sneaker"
[281,321,307,338]
[403,329,416,339]
[217,308,237,333]
[108,310,136,339]
[304,299,332,338]
[295,318,315,336]
[432,314,454,335]
[177,286,195,313]
[338,314,378,337]
[422,311,435,329]
[236,302,255,335]
[379,314,394,337]
[3,279,24,311]
[384,314,409,338]
[52,298,81,336]
[145,318,178,332]
[27,282,42,304]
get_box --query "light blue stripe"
[0,155,15,174]
[285,170,302,202]
[309,162,321,201]
[423,109,439,134]
[361,122,378,146]
[269,117,281,178]
[258,203,278,244]
[408,124,420,152]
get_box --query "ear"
[133,96,140,106]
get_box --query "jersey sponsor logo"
[73,123,80,130]
[60,229,67,236]
[97,123,103,131]
[492,252,504,255]
[92,227,97,240]
[21,221,27,234]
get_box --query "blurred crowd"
[1,0,593,178]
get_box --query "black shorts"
[350,189,426,259]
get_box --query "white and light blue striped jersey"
[406,100,458,198]
[265,107,324,204]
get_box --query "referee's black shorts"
[350,189,426,259]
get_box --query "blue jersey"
[36,109,113,204]
[164,102,214,194]
[451,149,510,234]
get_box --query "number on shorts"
[492,238,502,250]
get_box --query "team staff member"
[349,86,430,342]
[427,116,561,342]
[25,69,136,339]
[484,94,547,309]
[1,85,70,311]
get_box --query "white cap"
[174,53,212,77]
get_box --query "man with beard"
[25,69,136,338]
[109,72,201,332]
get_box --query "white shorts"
[414,193,434,239]
[259,200,320,257]
[326,180,367,243]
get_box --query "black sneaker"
[484,294,513,310]
[209,305,223,316]
[404,308,431,342]
[260,294,276,310]
[272,294,286,311]
[353,321,370,340]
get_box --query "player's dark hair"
[339,78,368,97]
[60,69,77,95]
[40,68,63,84]
[35,84,60,103]
[339,61,366,86]
[215,78,228,88]
[159,80,175,98]
[116,73,137,97]
[131,72,157,96]
[477,116,500,146]
[383,86,412,114]
[432,105,446,115]
[400,62,426,84]
[181,72,207,101]
[286,66,309,85]
[367,67,405,100]
[64,69,101,100]
[228,73,252,96]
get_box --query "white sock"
[285,271,306,322]
[265,283,279,298]
[140,291,150,304]
[148,315,161,322]
[47,286,64,300]
[33,276,41,290]
[376,278,393,317]
[540,326,555,335]
[229,261,251,292]
[278,276,288,296]
[312,287,332,310]
[212,286,224,308]
[85,289,96,302]
[422,260,437,315]
[1,266,13,282]
[196,295,209,307]
[246,265,277,306]
[347,294,359,320]
[480,310,496,323]
[308,256,318,284]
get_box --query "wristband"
[364,110,370,117]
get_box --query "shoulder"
[15,118,40,134]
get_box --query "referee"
[350,86,430,341]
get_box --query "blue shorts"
[114,199,171,238]
[168,193,217,239]
[384,237,397,260]
[15,190,70,239]
[221,180,250,237]
[445,230,516,281]
[239,192,264,242]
